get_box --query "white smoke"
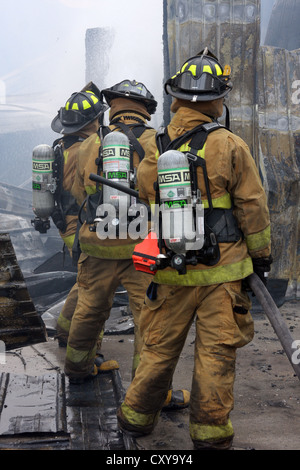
[0,0,164,130]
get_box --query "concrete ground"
[1,299,300,451]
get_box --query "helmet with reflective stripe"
[101,79,157,115]
[165,49,232,102]
[51,82,107,134]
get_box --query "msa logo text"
[33,161,52,171]
[107,171,128,180]
[292,80,300,104]
[164,199,188,208]
[103,148,115,157]
[158,171,190,185]
[120,148,130,157]
[103,148,130,158]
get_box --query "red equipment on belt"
[132,231,159,274]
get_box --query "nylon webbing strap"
[156,122,229,155]
[113,121,146,161]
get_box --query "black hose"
[247,273,300,381]
[89,173,139,199]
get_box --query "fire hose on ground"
[247,273,300,381]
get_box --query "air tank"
[102,131,131,214]
[157,150,196,254]
[32,144,56,220]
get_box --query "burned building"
[162,0,300,297]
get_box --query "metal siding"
[163,0,299,291]
[164,0,260,154]
[257,46,300,286]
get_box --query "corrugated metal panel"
[264,0,300,51]
[163,0,300,292]
[0,182,64,273]
[0,371,136,450]
[257,46,300,288]
[0,233,47,350]
[164,0,260,153]
[0,373,66,436]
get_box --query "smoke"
[0,0,164,128]
[261,0,277,43]
[0,0,163,186]
[0,0,278,187]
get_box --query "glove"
[252,256,273,286]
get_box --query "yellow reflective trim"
[62,233,76,250]
[82,99,91,110]
[86,91,98,103]
[66,343,97,364]
[178,141,206,159]
[202,192,232,210]
[85,185,98,195]
[203,65,213,74]
[246,225,271,252]
[63,149,69,164]
[215,64,223,76]
[90,94,99,104]
[80,242,137,259]
[154,257,253,286]
[120,403,158,427]
[190,419,234,442]
[177,141,231,209]
[65,101,70,110]
[72,103,79,110]
[181,62,189,73]
[98,329,104,343]
[57,313,71,334]
[188,64,197,76]
[157,141,231,210]
[132,353,140,375]
[179,142,190,153]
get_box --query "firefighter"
[117,51,272,449]
[51,83,107,347]
[64,79,190,411]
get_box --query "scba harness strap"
[154,121,243,271]
[84,120,153,226]
[51,135,84,233]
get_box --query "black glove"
[252,256,273,286]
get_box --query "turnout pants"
[56,283,79,345]
[64,254,151,379]
[119,280,254,445]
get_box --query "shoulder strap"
[111,120,148,161]
[52,135,85,150]
[156,121,230,155]
[95,125,111,190]
[155,126,171,154]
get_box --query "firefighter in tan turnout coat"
[117,52,272,449]
[64,79,191,410]
[51,83,106,347]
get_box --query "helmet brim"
[165,83,232,102]
[51,104,108,135]
[102,89,157,115]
